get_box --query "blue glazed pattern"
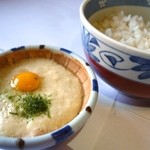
[92,79,98,92]
[60,48,72,54]
[51,125,73,144]
[82,28,100,63]
[99,50,129,71]
[82,26,150,83]
[130,56,150,79]
[11,46,25,51]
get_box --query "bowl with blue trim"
[0,45,98,150]
[80,0,150,98]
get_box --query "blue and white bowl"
[0,45,98,150]
[80,0,150,98]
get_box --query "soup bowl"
[80,0,150,98]
[0,45,98,150]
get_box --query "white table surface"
[0,0,150,150]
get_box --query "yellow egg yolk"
[11,72,40,92]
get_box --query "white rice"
[93,10,150,52]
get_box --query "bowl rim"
[0,45,98,149]
[80,0,150,57]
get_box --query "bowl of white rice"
[80,0,150,98]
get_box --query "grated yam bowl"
[0,45,98,150]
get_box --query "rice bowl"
[80,0,150,98]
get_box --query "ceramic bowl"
[80,0,150,98]
[0,45,98,150]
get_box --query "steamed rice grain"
[93,11,150,52]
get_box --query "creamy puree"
[0,58,83,137]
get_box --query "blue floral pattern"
[130,56,150,79]
[82,26,150,83]
[147,0,150,5]
[82,27,100,62]
[99,0,107,8]
[84,0,150,19]
[99,51,129,70]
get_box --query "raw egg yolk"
[11,72,40,92]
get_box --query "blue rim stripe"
[60,48,72,54]
[92,79,98,92]
[11,46,25,51]
[51,125,73,144]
